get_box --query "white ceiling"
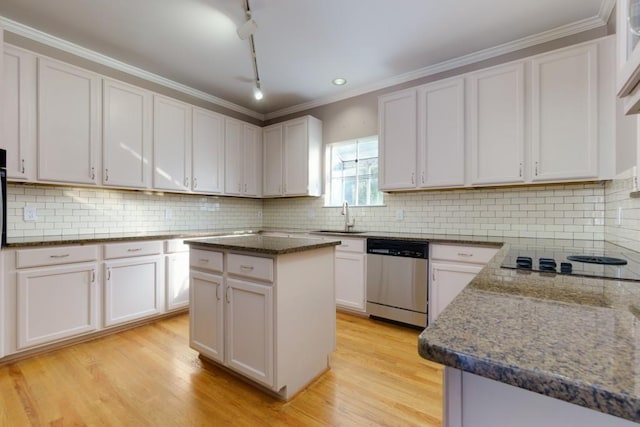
[0,0,614,119]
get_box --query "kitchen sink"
[313,230,367,235]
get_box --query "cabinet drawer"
[16,245,99,268]
[190,249,223,273]
[165,239,189,253]
[430,244,499,264]
[228,254,273,282]
[336,237,365,253]
[104,241,163,259]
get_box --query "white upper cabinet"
[378,89,417,190]
[417,78,465,188]
[153,94,191,192]
[616,0,640,113]
[102,78,151,189]
[38,57,100,185]
[262,115,322,197]
[469,62,525,186]
[224,117,244,196]
[530,44,598,182]
[243,124,262,197]
[262,125,284,196]
[192,107,224,194]
[2,45,36,181]
[224,118,262,197]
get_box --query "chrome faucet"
[341,201,355,232]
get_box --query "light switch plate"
[24,206,37,222]
[165,208,173,221]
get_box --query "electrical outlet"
[24,206,37,222]
[396,208,404,221]
[257,210,263,218]
[617,207,623,226]
[307,209,315,219]
[165,208,173,221]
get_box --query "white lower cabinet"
[334,237,366,312]
[165,239,190,311]
[429,244,498,324]
[190,270,224,364]
[103,241,164,327]
[226,277,274,387]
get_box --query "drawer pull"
[457,252,473,257]
[240,265,255,271]
[199,258,210,263]
[127,248,142,252]
[50,254,70,259]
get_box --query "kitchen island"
[419,242,640,426]
[184,234,340,400]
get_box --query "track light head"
[237,17,258,40]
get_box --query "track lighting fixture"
[239,0,263,101]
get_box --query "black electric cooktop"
[500,245,640,282]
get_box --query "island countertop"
[418,242,640,423]
[184,234,341,255]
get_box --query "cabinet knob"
[185,177,189,188]
[193,177,198,189]
[105,169,109,181]
[91,167,95,180]
[21,159,25,174]
[225,287,231,303]
[534,161,539,176]
[519,163,523,178]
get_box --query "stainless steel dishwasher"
[366,238,428,328]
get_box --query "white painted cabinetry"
[468,62,525,186]
[14,245,100,350]
[38,57,100,185]
[165,239,190,311]
[429,244,498,324]
[334,237,366,312]
[262,115,322,197]
[225,118,262,197]
[2,45,36,181]
[192,107,224,194]
[103,241,164,327]
[153,94,191,192]
[102,78,151,188]
[378,89,417,190]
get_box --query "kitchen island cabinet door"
[469,62,525,186]
[192,107,224,194]
[38,57,100,185]
[17,262,98,350]
[189,270,224,364]
[2,45,36,181]
[530,43,599,182]
[226,277,274,388]
[153,94,191,192]
[103,256,164,327]
[417,78,465,188]
[378,88,418,190]
[103,78,151,189]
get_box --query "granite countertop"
[418,242,640,423]
[185,234,341,255]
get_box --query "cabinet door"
[189,270,224,363]
[226,278,274,387]
[469,62,525,185]
[224,118,243,196]
[2,46,36,181]
[335,252,366,312]
[17,263,98,350]
[104,256,164,327]
[263,125,283,196]
[243,124,262,197]
[166,252,190,311]
[283,117,309,196]
[103,79,151,188]
[192,107,224,194]
[531,44,598,182]
[418,78,465,188]
[429,262,482,324]
[38,58,99,185]
[378,89,417,190]
[153,95,191,191]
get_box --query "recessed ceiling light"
[332,78,347,86]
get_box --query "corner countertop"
[185,234,340,255]
[418,242,640,423]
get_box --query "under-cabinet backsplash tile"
[6,183,263,238]
[263,182,606,240]
[604,168,640,252]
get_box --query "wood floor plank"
[0,312,443,426]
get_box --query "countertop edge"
[185,239,340,255]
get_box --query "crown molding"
[265,14,608,120]
[0,16,266,121]
[598,0,616,23]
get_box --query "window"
[325,136,383,207]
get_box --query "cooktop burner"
[500,245,640,281]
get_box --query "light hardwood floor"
[0,312,443,426]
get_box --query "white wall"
[6,183,263,238]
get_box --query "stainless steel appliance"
[366,238,428,328]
